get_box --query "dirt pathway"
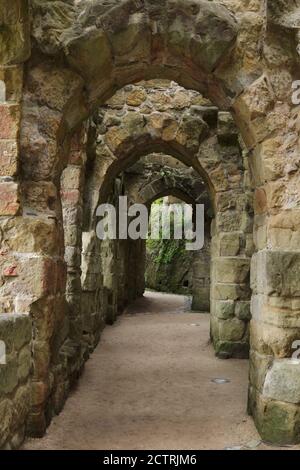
[24,291,286,450]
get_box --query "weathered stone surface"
[249,350,273,393]
[219,233,241,256]
[0,399,13,447]
[0,0,300,450]
[252,390,300,445]
[0,182,20,215]
[254,251,300,297]
[218,317,246,342]
[0,104,20,139]
[0,1,31,65]
[263,360,300,405]
[0,354,18,394]
[215,257,250,284]
[235,301,251,320]
[215,300,235,319]
[17,346,31,382]
[0,140,18,176]
[1,218,60,256]
[0,314,31,353]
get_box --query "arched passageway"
[24,291,263,451]
[81,83,252,359]
[122,155,212,310]
[0,0,300,448]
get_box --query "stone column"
[209,113,253,359]
[233,72,300,443]
[192,231,211,312]
[0,0,33,448]
[81,231,105,349]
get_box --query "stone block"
[64,246,81,268]
[0,1,30,65]
[61,189,81,206]
[0,399,13,447]
[31,381,49,407]
[215,300,235,319]
[1,217,60,256]
[0,181,20,215]
[250,319,300,357]
[219,232,241,256]
[0,140,18,176]
[213,282,251,301]
[235,301,251,320]
[0,353,18,394]
[32,341,50,381]
[249,350,273,392]
[0,314,31,353]
[0,103,20,138]
[17,345,31,382]
[253,391,300,445]
[12,384,30,431]
[214,257,250,284]
[30,297,56,342]
[263,359,300,404]
[61,165,83,190]
[265,251,300,297]
[0,64,23,101]
[218,317,246,342]
[217,111,238,144]
[215,340,249,359]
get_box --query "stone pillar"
[209,113,253,359]
[0,0,34,448]
[192,231,211,312]
[249,247,300,444]
[135,239,146,298]
[60,128,88,380]
[116,239,134,312]
[100,237,119,325]
[81,232,104,349]
[233,73,300,443]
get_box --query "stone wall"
[145,237,194,296]
[192,236,211,312]
[86,83,253,361]
[145,234,211,313]
[0,0,299,447]
[0,315,31,449]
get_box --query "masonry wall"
[0,315,31,449]
[1,0,300,448]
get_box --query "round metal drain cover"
[211,378,230,384]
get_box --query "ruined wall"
[0,0,33,447]
[0,0,299,447]
[87,82,253,361]
[0,315,31,449]
[192,237,211,312]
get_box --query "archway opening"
[3,0,298,448]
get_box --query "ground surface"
[24,292,296,450]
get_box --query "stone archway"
[83,84,252,362]
[122,154,212,310]
[0,0,299,446]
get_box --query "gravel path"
[24,291,291,450]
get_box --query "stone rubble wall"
[86,82,254,360]
[0,0,299,447]
[0,315,31,449]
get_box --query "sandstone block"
[263,359,300,405]
[0,140,18,176]
[0,181,20,215]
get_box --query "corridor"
[24,292,264,450]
